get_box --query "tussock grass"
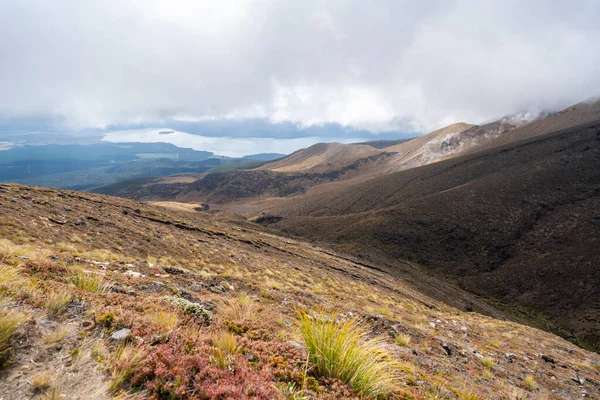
[523,375,537,390]
[70,270,112,293]
[44,327,69,347]
[212,331,239,354]
[481,357,494,369]
[146,309,179,333]
[31,371,53,391]
[109,345,146,392]
[220,292,257,327]
[0,263,25,296]
[212,331,239,369]
[0,238,25,260]
[0,308,27,367]
[297,310,400,397]
[45,288,73,316]
[394,333,411,347]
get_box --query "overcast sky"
[1,0,599,135]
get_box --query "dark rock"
[441,341,453,356]
[164,267,186,276]
[573,374,585,385]
[542,355,556,364]
[194,203,210,212]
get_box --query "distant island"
[158,130,175,135]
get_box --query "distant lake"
[102,128,368,157]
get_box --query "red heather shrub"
[127,333,282,399]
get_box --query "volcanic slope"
[1,184,599,399]
[263,120,600,351]
[257,142,382,172]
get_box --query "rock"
[190,283,203,292]
[81,320,95,330]
[441,341,453,356]
[390,323,404,335]
[194,203,210,212]
[110,328,131,341]
[573,374,585,385]
[429,322,437,328]
[164,267,186,276]
[542,354,556,364]
[124,270,144,278]
[505,353,517,363]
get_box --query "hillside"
[1,184,599,399]
[105,152,397,205]
[262,120,600,351]
[464,99,600,155]
[257,142,382,173]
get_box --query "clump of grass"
[219,293,257,332]
[0,308,27,367]
[45,289,73,316]
[212,331,239,354]
[31,371,52,391]
[523,375,537,390]
[109,345,146,392]
[43,383,64,400]
[0,239,25,260]
[394,333,411,347]
[481,356,494,369]
[211,331,239,369]
[71,270,112,293]
[44,327,69,347]
[162,296,212,323]
[0,263,24,296]
[297,310,399,397]
[146,309,179,333]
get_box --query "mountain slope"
[263,120,600,350]
[3,184,600,398]
[257,142,382,172]
[1,184,599,399]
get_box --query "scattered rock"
[124,270,144,278]
[542,354,556,364]
[441,341,453,356]
[194,203,210,212]
[110,328,131,341]
[164,267,186,276]
[81,320,95,331]
[573,374,585,385]
[506,353,517,363]
[48,216,68,225]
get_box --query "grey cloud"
[0,0,599,133]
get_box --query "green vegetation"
[162,296,212,323]
[0,309,26,368]
[44,289,73,316]
[71,270,112,293]
[297,310,399,397]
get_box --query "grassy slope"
[0,184,598,399]
[265,121,600,351]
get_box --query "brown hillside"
[465,99,600,155]
[263,120,600,351]
[2,185,599,398]
[257,142,382,172]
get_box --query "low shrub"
[162,296,212,323]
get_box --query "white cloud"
[0,0,599,133]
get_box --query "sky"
[1,0,599,147]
